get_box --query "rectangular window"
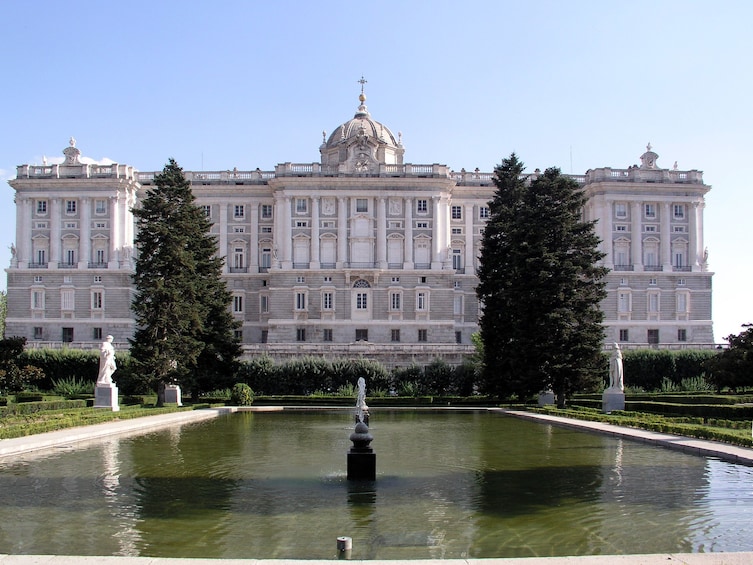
[296,328,306,342]
[62,327,74,343]
[619,329,629,342]
[391,276,400,283]
[479,207,490,219]
[323,276,332,282]
[452,249,462,270]
[677,293,688,313]
[260,295,269,313]
[418,329,428,342]
[93,275,102,283]
[644,203,656,218]
[295,292,307,310]
[95,200,107,214]
[390,292,401,310]
[356,292,368,310]
[322,292,333,310]
[618,292,631,313]
[451,227,463,235]
[615,203,627,218]
[416,221,428,229]
[261,204,273,219]
[356,198,368,213]
[456,331,462,344]
[673,204,685,219]
[234,227,246,234]
[91,291,103,310]
[234,205,245,218]
[648,293,659,312]
[616,225,627,232]
[60,289,74,310]
[416,199,428,213]
[93,327,103,340]
[261,330,268,343]
[355,329,368,341]
[201,205,211,218]
[65,249,76,265]
[36,200,47,214]
[649,278,657,285]
[233,248,245,269]
[261,226,272,233]
[96,249,106,264]
[296,276,305,283]
[647,329,660,345]
[391,329,401,342]
[451,205,462,220]
[233,295,244,313]
[323,328,333,342]
[33,327,44,340]
[416,291,427,311]
[261,248,272,269]
[36,249,46,265]
[65,200,77,214]
[234,329,243,341]
[295,220,308,227]
[677,329,687,342]
[296,198,308,214]
[453,295,463,315]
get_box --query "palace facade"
[5,90,714,365]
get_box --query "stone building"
[5,90,714,365]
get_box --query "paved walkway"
[1,407,752,564]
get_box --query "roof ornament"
[355,76,369,117]
[70,136,77,148]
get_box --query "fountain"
[347,377,375,480]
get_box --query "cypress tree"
[477,154,608,406]
[130,159,240,402]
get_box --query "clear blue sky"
[1,0,751,342]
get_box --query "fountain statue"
[602,343,626,413]
[347,377,375,480]
[94,335,120,412]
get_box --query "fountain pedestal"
[347,420,375,480]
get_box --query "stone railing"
[584,167,704,185]
[16,163,138,180]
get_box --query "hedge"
[0,399,88,416]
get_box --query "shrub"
[15,392,44,402]
[52,377,93,398]
[230,383,254,406]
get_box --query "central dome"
[320,90,404,172]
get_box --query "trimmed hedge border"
[0,399,88,416]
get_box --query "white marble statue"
[608,343,624,391]
[97,335,117,385]
[355,377,369,424]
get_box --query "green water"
[0,409,751,559]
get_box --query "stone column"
[311,197,320,268]
[79,197,91,268]
[376,197,387,268]
[464,203,474,274]
[661,202,671,269]
[249,203,259,271]
[403,197,413,268]
[431,196,442,268]
[689,201,700,270]
[602,199,613,268]
[630,201,642,271]
[17,197,31,267]
[219,203,228,273]
[337,197,348,268]
[50,198,61,268]
[282,197,292,268]
[108,194,120,268]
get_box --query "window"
[416,291,427,311]
[260,295,269,313]
[391,276,400,283]
[673,204,685,219]
[356,292,368,310]
[648,293,660,313]
[296,198,308,214]
[62,328,74,343]
[233,295,244,313]
[355,329,368,341]
[418,329,428,342]
[93,327,102,340]
[295,292,307,310]
[91,291,103,310]
[452,249,462,270]
[93,275,102,283]
[323,276,332,282]
[618,291,631,313]
[454,295,463,315]
[619,329,629,342]
[420,276,427,283]
[33,327,44,340]
[677,292,689,313]
[296,276,305,283]
[233,248,245,269]
[65,249,76,265]
[95,249,106,264]
[615,225,628,232]
[261,204,273,219]
[234,227,245,233]
[451,205,462,220]
[199,205,210,218]
[295,220,308,227]
[323,329,333,342]
[322,292,333,310]
[416,199,428,213]
[615,203,627,218]
[261,248,272,269]
[34,275,43,283]
[65,200,77,214]
[644,225,656,232]
[390,292,401,310]
[479,206,490,219]
[296,328,306,342]
[677,278,686,286]
[416,221,428,229]
[391,329,400,342]
[94,222,106,228]
[61,289,74,310]
[261,330,268,343]
[674,252,685,268]
[452,227,463,235]
[36,249,46,265]
[644,203,656,218]
[456,331,462,344]
[678,329,687,342]
[261,226,272,233]
[36,200,47,214]
[356,198,368,213]
[673,226,687,233]
[234,329,243,341]
[234,205,245,219]
[95,200,107,214]
[647,329,659,345]
[649,278,657,286]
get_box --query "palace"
[5,89,714,365]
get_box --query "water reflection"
[0,410,751,559]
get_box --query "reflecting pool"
[0,409,751,560]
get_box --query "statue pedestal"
[94,383,120,412]
[602,388,625,413]
[164,384,182,405]
[538,390,555,406]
